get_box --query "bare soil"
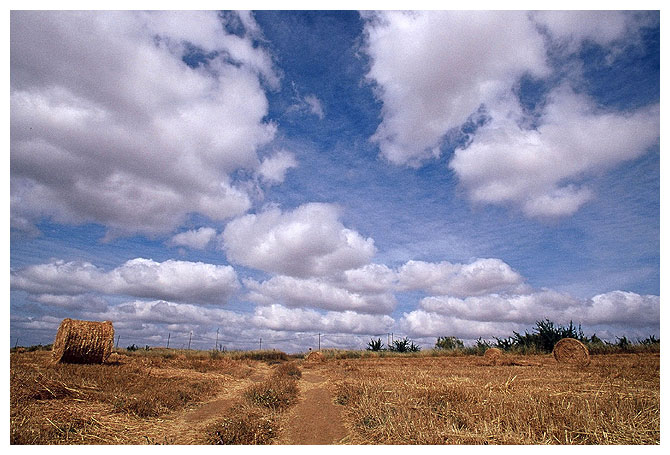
[135,362,274,444]
[276,370,348,444]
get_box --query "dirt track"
[135,361,348,444]
[277,370,348,444]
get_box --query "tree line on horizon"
[367,319,660,355]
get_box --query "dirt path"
[277,369,349,444]
[128,362,348,445]
[129,362,274,444]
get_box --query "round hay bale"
[484,347,502,364]
[552,337,590,366]
[52,318,114,364]
[305,350,325,362]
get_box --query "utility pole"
[318,333,321,350]
[215,328,219,351]
[188,331,192,350]
[116,335,120,349]
[259,337,262,350]
[166,333,170,349]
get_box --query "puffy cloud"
[221,203,376,277]
[400,310,522,339]
[362,11,659,219]
[402,289,659,338]
[342,263,397,294]
[170,227,217,250]
[100,299,248,327]
[10,11,279,236]
[252,304,394,334]
[239,255,529,316]
[449,87,660,218]
[257,150,298,184]
[244,275,396,314]
[11,258,239,305]
[11,315,64,333]
[418,290,578,323]
[583,291,659,327]
[240,257,528,316]
[30,293,109,312]
[397,258,527,297]
[531,11,645,48]
[362,10,548,165]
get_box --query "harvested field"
[10,349,660,445]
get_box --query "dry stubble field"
[10,349,660,445]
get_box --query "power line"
[117,330,400,350]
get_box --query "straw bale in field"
[52,318,114,364]
[552,337,590,366]
[484,347,502,364]
[305,350,325,362]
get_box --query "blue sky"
[9,9,660,352]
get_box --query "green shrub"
[435,336,464,350]
[389,337,421,353]
[367,338,384,351]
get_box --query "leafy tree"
[588,334,604,345]
[616,336,632,351]
[435,336,464,350]
[367,337,384,351]
[494,336,515,351]
[504,319,588,353]
[639,335,659,345]
[389,337,420,353]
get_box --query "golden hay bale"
[52,318,114,364]
[552,337,590,366]
[484,347,502,364]
[305,351,325,362]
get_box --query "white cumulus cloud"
[532,10,646,49]
[401,289,659,339]
[257,150,298,184]
[362,10,659,219]
[11,258,239,305]
[221,202,376,277]
[244,275,396,314]
[449,87,659,218]
[397,258,527,297]
[252,304,394,334]
[362,10,548,166]
[11,11,279,236]
[170,227,217,250]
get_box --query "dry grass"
[11,349,659,445]
[206,360,302,444]
[10,350,251,444]
[205,402,277,444]
[330,353,659,444]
